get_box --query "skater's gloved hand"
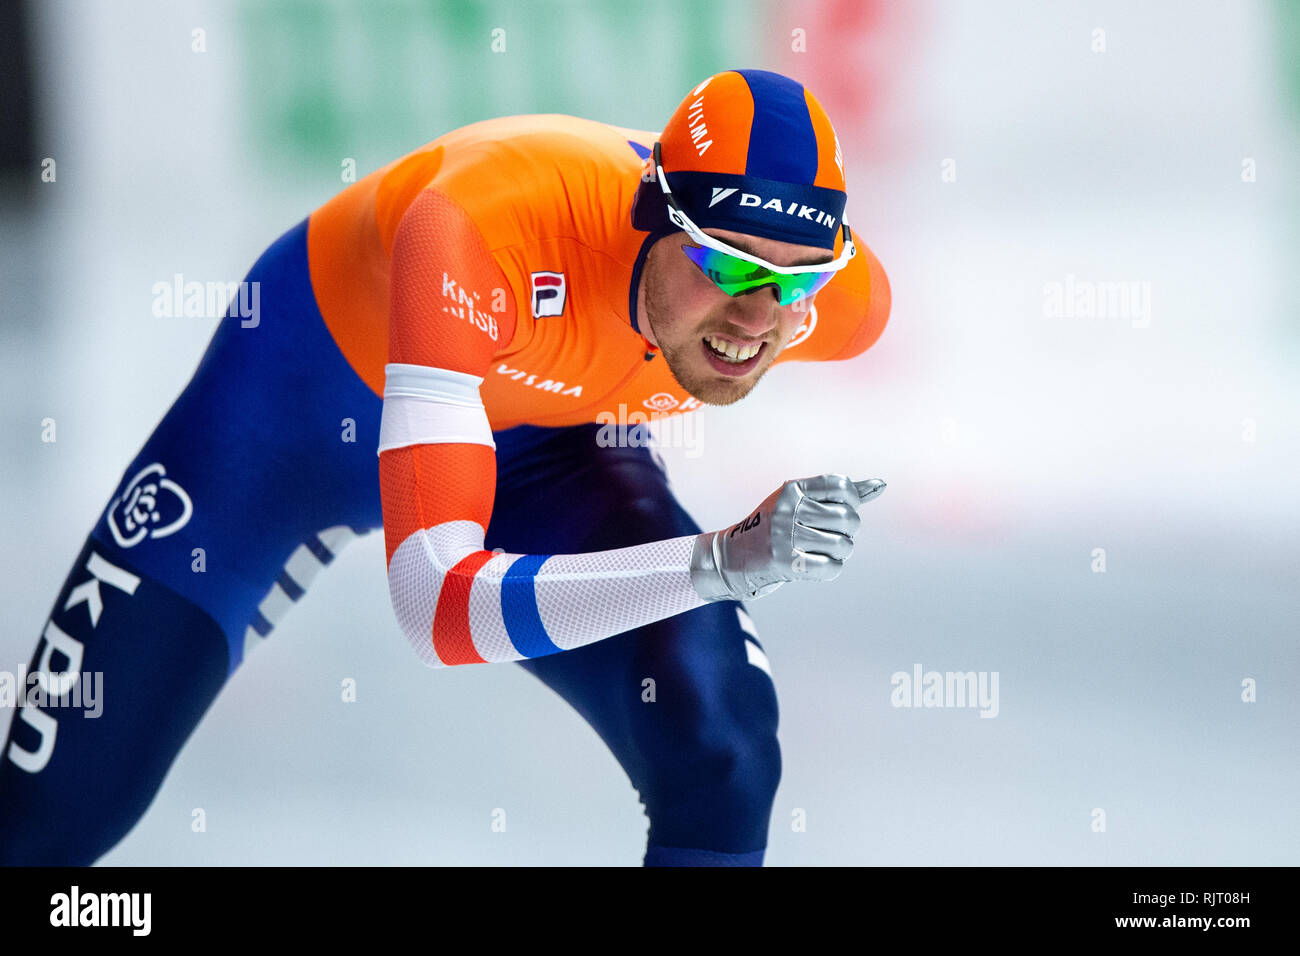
[688,474,886,603]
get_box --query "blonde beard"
[642,262,782,406]
[660,338,773,406]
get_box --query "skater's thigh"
[88,218,385,672]
[0,218,386,863]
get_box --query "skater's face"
[637,228,829,406]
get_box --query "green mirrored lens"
[681,245,835,306]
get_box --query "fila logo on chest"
[530,271,567,318]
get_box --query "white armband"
[377,362,495,453]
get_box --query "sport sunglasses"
[653,141,856,307]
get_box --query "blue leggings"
[0,219,780,866]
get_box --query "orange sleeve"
[378,187,518,569]
[825,239,891,361]
[387,187,517,373]
[775,238,891,364]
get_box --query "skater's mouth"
[701,334,766,377]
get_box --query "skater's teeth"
[705,335,761,362]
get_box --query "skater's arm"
[379,188,708,668]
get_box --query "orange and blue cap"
[632,69,847,251]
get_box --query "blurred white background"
[1,0,1296,864]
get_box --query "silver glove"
[689,474,886,602]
